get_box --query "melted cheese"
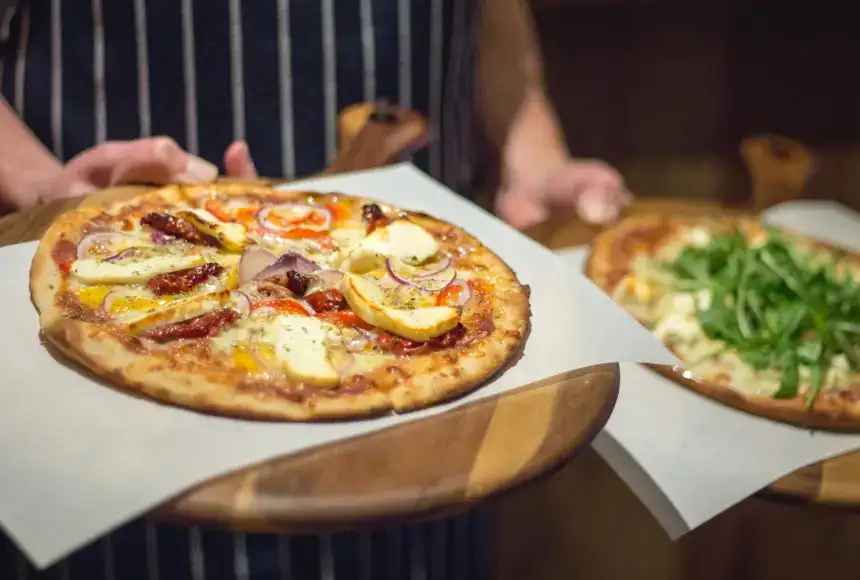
[355,220,438,265]
[330,228,367,251]
[213,314,341,385]
[71,253,206,284]
[127,290,234,332]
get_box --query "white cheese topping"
[71,253,206,284]
[355,220,438,265]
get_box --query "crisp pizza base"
[30,183,530,421]
[586,213,860,432]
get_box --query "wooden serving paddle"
[1,103,618,533]
[740,134,816,211]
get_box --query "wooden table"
[0,175,618,535]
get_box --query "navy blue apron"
[0,1,488,578]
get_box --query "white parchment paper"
[0,164,677,568]
[557,199,860,538]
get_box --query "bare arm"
[475,0,567,163]
[0,98,63,208]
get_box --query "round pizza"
[587,214,860,431]
[30,183,530,421]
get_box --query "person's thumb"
[495,188,550,231]
[224,140,258,179]
[70,137,218,188]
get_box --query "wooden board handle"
[327,101,428,175]
[740,134,816,211]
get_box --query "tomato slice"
[205,199,258,223]
[252,299,310,316]
[325,201,352,224]
[468,279,493,294]
[315,310,375,330]
[436,284,463,307]
[273,228,336,248]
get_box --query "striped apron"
[0,1,489,578]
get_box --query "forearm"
[0,98,62,208]
[475,0,567,159]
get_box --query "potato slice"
[355,220,438,265]
[341,273,459,342]
[71,253,205,285]
[269,315,340,386]
[177,208,248,251]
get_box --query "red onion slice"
[104,247,143,263]
[254,252,320,280]
[151,230,177,245]
[386,259,455,292]
[231,291,252,319]
[257,203,332,233]
[76,232,134,260]
[445,278,473,307]
[100,288,147,315]
[414,256,452,277]
[238,247,278,286]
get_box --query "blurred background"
[525,0,860,208]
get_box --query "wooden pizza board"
[1,102,620,532]
[526,134,860,506]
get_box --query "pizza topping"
[305,288,348,312]
[252,298,314,316]
[146,262,225,296]
[141,212,219,246]
[138,308,240,343]
[232,292,253,318]
[386,258,456,292]
[282,270,311,296]
[267,314,340,386]
[315,310,375,331]
[76,231,141,260]
[361,203,390,233]
[257,203,332,233]
[375,323,469,355]
[71,253,207,285]
[361,203,385,222]
[340,273,460,342]
[437,279,473,307]
[127,289,235,332]
[176,208,248,251]
[204,197,260,222]
[256,252,320,280]
[103,247,144,263]
[238,246,278,285]
[655,228,860,406]
[51,239,78,274]
[354,220,439,266]
[302,270,345,295]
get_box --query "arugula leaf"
[661,229,860,407]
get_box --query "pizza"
[586,214,860,431]
[30,183,530,421]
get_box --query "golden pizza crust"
[586,214,860,432]
[31,184,530,422]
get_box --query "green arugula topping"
[664,229,860,407]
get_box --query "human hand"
[36,137,258,204]
[495,157,632,230]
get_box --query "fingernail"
[176,155,218,184]
[578,196,618,225]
